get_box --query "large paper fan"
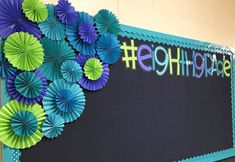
[0,0,41,38]
[43,79,86,123]
[7,70,48,104]
[22,0,48,23]
[66,12,96,55]
[0,100,46,149]
[4,32,44,71]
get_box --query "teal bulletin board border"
[119,24,235,162]
[1,24,235,162]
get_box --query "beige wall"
[44,0,235,48]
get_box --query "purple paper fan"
[0,0,41,39]
[79,22,97,44]
[75,55,110,91]
[56,0,78,24]
[7,70,47,104]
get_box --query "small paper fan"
[39,4,65,40]
[61,60,83,83]
[7,70,48,104]
[0,0,41,38]
[56,0,78,24]
[39,38,76,81]
[22,0,48,23]
[96,33,121,64]
[0,39,16,78]
[84,58,103,80]
[95,9,120,36]
[66,12,96,55]
[4,32,44,71]
[0,100,46,149]
[43,79,86,123]
[79,22,97,44]
[42,114,64,138]
[76,55,110,91]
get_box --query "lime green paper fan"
[84,58,103,80]
[4,32,44,71]
[22,0,48,23]
[0,100,46,149]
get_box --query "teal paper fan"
[61,60,83,83]
[43,79,86,123]
[95,9,120,36]
[39,38,76,81]
[39,4,65,40]
[42,114,64,138]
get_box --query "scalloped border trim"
[120,24,235,162]
[119,24,233,55]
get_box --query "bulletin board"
[0,0,234,161]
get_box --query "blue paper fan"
[39,4,65,40]
[66,12,96,55]
[0,0,41,39]
[43,79,86,123]
[0,39,16,78]
[42,114,64,138]
[39,38,76,81]
[56,0,78,24]
[11,111,38,137]
[95,9,120,36]
[61,60,83,83]
[96,33,121,64]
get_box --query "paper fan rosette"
[96,33,121,64]
[95,9,120,36]
[66,12,96,55]
[39,4,65,40]
[61,60,83,83]
[43,79,86,123]
[39,38,76,81]
[7,70,47,104]
[0,0,41,38]
[84,58,103,80]
[56,0,78,24]
[76,55,110,91]
[42,114,64,138]
[22,0,48,23]
[4,32,44,71]
[0,100,46,149]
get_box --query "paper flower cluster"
[0,0,121,150]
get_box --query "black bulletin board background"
[21,36,233,162]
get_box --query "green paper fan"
[22,0,48,23]
[0,100,46,149]
[4,32,44,71]
[84,58,103,80]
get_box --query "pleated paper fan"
[66,12,96,55]
[42,114,64,138]
[96,33,121,64]
[56,0,78,24]
[39,4,65,40]
[43,79,86,123]
[22,0,48,23]
[76,55,110,91]
[0,100,46,149]
[79,22,97,44]
[0,39,16,78]
[61,60,83,83]
[4,32,44,71]
[0,0,41,39]
[95,9,120,36]
[39,38,76,81]
[7,70,47,104]
[84,58,103,80]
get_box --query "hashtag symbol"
[121,40,138,69]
